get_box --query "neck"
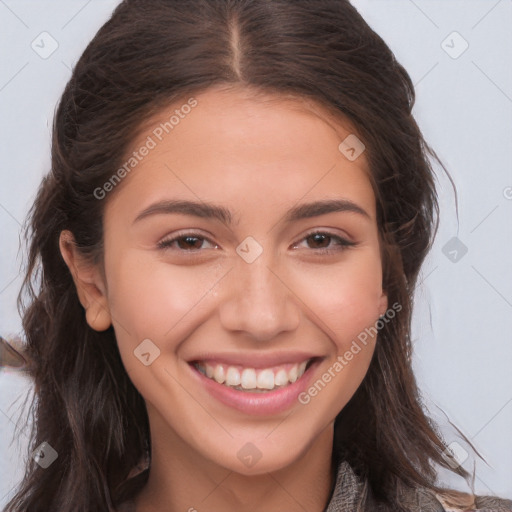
[134,414,335,512]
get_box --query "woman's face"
[75,86,388,474]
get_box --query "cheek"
[289,251,384,346]
[105,251,226,343]
[293,255,384,417]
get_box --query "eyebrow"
[132,198,370,225]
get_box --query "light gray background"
[1,0,511,507]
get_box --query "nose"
[218,252,301,342]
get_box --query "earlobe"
[378,290,388,318]
[84,306,112,332]
[59,230,112,332]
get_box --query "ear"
[378,289,388,318]
[59,230,112,332]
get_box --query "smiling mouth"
[191,358,318,392]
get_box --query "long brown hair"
[4,0,473,510]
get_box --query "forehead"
[105,85,376,223]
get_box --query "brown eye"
[306,233,332,249]
[157,232,218,251]
[293,231,357,253]
[176,236,204,250]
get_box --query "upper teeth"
[194,360,310,391]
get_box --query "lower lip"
[187,359,322,416]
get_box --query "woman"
[3,0,511,511]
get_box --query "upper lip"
[187,351,322,369]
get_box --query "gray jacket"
[327,460,512,512]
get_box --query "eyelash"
[156,230,357,254]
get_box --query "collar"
[324,460,365,512]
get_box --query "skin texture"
[60,85,388,512]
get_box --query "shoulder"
[423,488,512,512]
[329,460,512,511]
